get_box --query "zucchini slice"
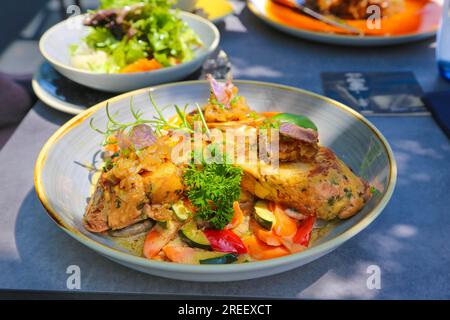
[157,220,168,229]
[172,200,191,221]
[179,220,211,250]
[254,201,276,230]
[198,253,238,265]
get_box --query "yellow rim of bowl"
[34,80,397,273]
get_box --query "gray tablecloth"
[1,4,450,299]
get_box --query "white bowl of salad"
[39,0,219,92]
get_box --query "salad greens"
[71,0,202,73]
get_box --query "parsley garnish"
[183,150,243,230]
[327,195,339,206]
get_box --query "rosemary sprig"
[174,104,191,131]
[89,93,211,145]
[148,93,194,134]
[89,98,155,146]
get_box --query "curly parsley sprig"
[183,147,243,230]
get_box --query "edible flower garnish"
[128,124,157,149]
[207,74,236,108]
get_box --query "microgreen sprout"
[195,103,211,137]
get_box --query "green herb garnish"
[183,150,243,230]
[327,195,339,206]
[89,96,154,145]
[344,188,353,199]
[370,186,382,197]
[209,96,225,109]
[230,95,241,106]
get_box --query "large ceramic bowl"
[39,12,219,92]
[34,81,396,281]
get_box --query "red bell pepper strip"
[293,216,316,247]
[204,229,247,254]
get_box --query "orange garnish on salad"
[120,58,163,73]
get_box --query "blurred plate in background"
[196,0,234,23]
[248,0,442,46]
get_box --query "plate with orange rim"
[247,0,443,46]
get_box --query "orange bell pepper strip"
[250,219,282,246]
[226,201,244,229]
[243,235,290,260]
[143,221,180,258]
[272,204,297,238]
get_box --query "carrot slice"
[104,135,119,153]
[272,205,297,238]
[226,201,244,229]
[104,143,119,153]
[243,235,290,260]
[250,219,282,246]
[143,222,179,258]
[120,58,163,73]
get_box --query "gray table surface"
[1,2,450,299]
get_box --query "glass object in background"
[437,0,450,80]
